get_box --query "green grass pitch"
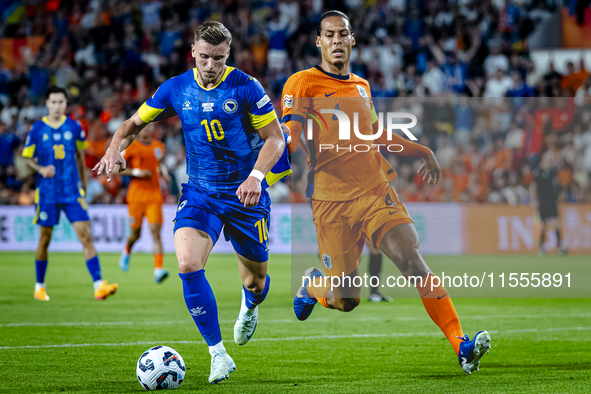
[1,252,590,393]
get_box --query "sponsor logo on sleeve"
[257,94,271,109]
[282,95,293,110]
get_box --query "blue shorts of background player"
[173,183,271,263]
[34,200,89,227]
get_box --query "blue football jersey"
[138,66,291,193]
[22,116,87,204]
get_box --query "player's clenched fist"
[93,147,126,182]
[39,165,56,178]
[236,177,262,208]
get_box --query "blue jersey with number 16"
[138,66,291,194]
[22,116,87,204]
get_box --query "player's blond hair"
[194,21,232,46]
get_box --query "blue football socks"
[243,274,271,309]
[85,256,102,282]
[35,259,48,283]
[179,269,222,346]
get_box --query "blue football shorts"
[173,183,271,262]
[34,198,90,227]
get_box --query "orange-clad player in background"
[116,125,170,284]
[286,11,491,375]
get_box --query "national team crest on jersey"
[356,85,368,99]
[154,147,163,160]
[322,254,332,270]
[64,131,72,140]
[356,85,371,108]
[223,99,238,114]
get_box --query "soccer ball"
[136,346,186,390]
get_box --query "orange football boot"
[94,280,119,300]
[34,287,50,301]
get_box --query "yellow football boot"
[34,287,50,301]
[94,280,119,300]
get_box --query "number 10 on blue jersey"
[201,119,225,142]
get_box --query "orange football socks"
[306,277,332,308]
[154,254,164,270]
[416,274,464,355]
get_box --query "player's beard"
[199,69,219,85]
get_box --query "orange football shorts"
[128,202,163,230]
[312,182,413,276]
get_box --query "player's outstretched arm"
[236,118,285,208]
[93,111,148,181]
[112,165,152,179]
[374,125,441,184]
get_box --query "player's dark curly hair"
[194,21,232,46]
[45,86,68,100]
[317,10,352,36]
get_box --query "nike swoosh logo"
[325,92,337,97]
[437,293,449,299]
[389,210,399,215]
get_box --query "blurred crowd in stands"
[0,0,590,206]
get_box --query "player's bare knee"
[241,270,266,294]
[399,252,430,279]
[244,279,264,294]
[177,259,204,274]
[38,235,51,250]
[334,297,360,312]
[130,231,140,241]
[79,230,93,248]
[344,297,360,312]
[151,230,161,242]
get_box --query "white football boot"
[234,288,258,345]
[208,351,236,384]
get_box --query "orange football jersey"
[123,139,164,204]
[281,66,396,201]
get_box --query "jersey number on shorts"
[201,119,225,142]
[53,144,66,160]
[78,197,88,210]
[254,218,269,244]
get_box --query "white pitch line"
[1,312,590,328]
[0,327,589,350]
[0,318,325,328]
